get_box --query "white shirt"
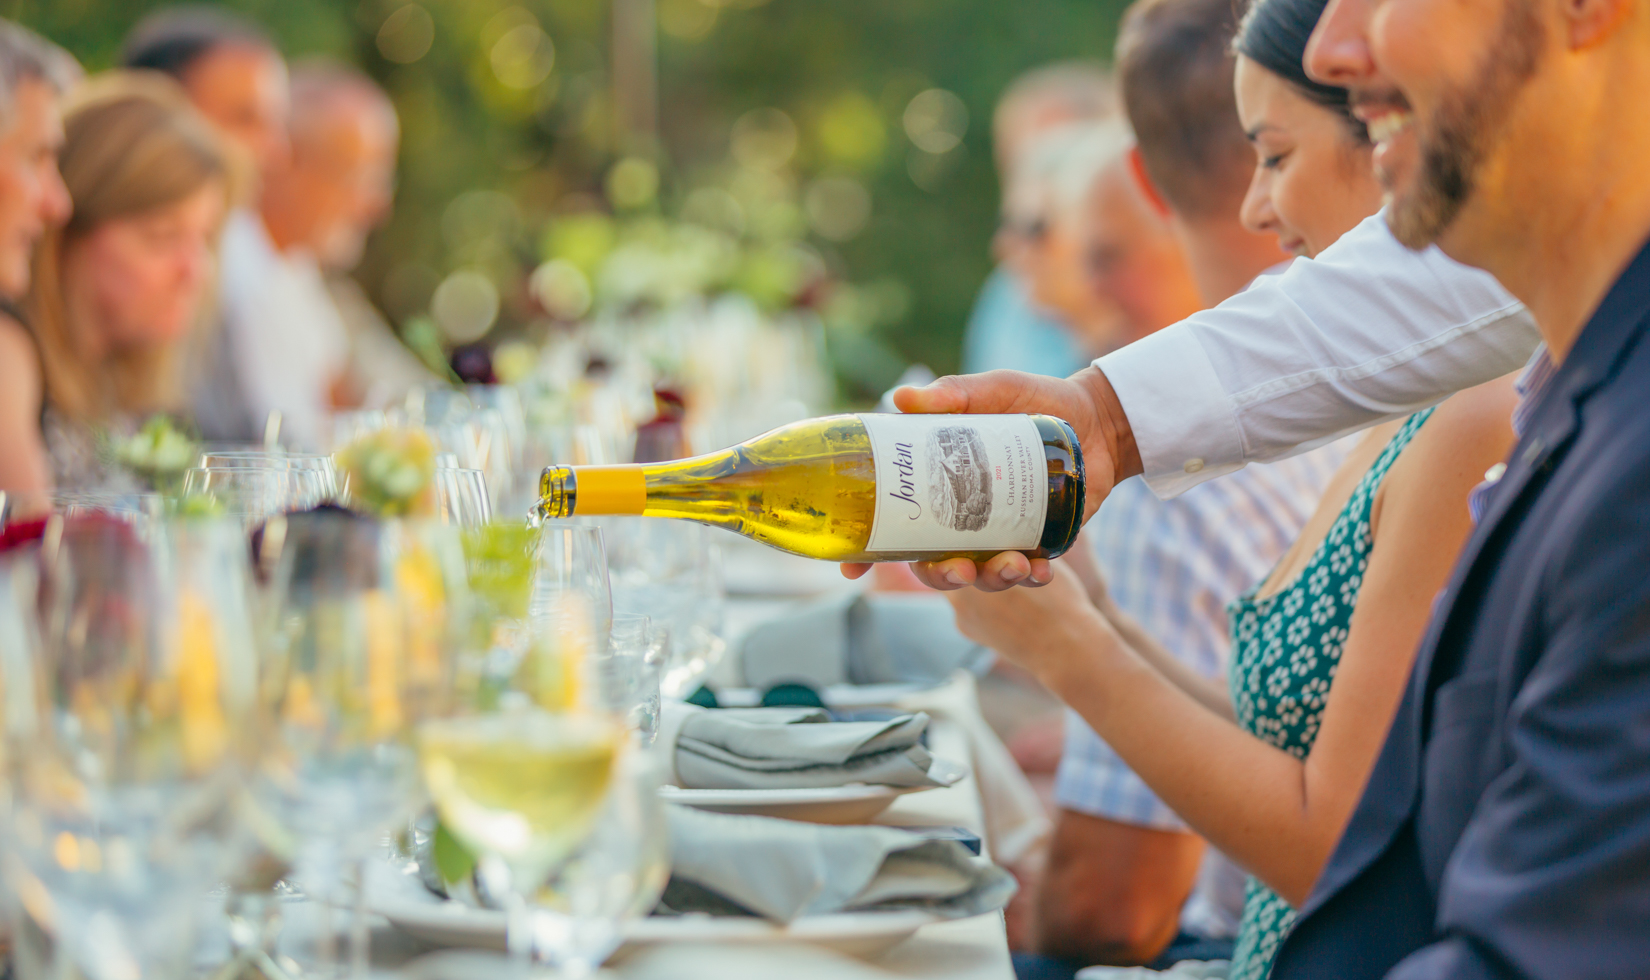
[218,209,349,452]
[1056,443,1348,939]
[1098,212,1540,498]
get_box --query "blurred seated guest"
[122,5,289,444]
[0,20,77,493]
[10,74,230,490]
[1009,121,1132,357]
[122,5,288,184]
[221,60,421,449]
[963,63,1114,377]
[1007,14,1339,963]
[953,0,1517,978]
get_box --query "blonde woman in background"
[0,71,232,491]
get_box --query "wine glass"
[531,523,613,696]
[181,467,332,524]
[8,517,262,980]
[600,518,725,697]
[196,453,342,498]
[531,742,670,977]
[431,468,493,528]
[254,510,469,976]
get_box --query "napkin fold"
[739,592,994,691]
[659,701,968,790]
[658,805,1015,923]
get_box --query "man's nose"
[1305,0,1379,87]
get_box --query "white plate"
[371,867,938,958]
[658,782,935,825]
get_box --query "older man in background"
[961,63,1114,378]
[220,61,418,450]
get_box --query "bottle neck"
[538,465,648,517]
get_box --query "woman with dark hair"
[942,0,1521,977]
[1232,0,1383,258]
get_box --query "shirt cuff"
[1096,327,1247,499]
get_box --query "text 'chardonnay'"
[533,413,1084,563]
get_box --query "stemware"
[599,517,725,697]
[255,510,469,975]
[418,521,634,974]
[431,468,493,528]
[181,467,332,524]
[7,517,262,980]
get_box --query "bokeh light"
[430,270,500,342]
[902,88,969,154]
[730,108,799,171]
[606,157,661,210]
[804,177,872,242]
[376,4,434,65]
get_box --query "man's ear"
[1126,146,1172,219]
[1565,0,1633,48]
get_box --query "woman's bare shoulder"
[1380,374,1520,519]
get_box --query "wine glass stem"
[504,892,536,977]
[350,858,371,978]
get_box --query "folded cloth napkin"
[739,591,993,691]
[1076,961,1231,980]
[658,804,1015,923]
[659,701,968,790]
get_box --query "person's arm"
[0,319,52,493]
[1381,443,1650,980]
[948,378,1517,905]
[1037,810,1205,965]
[847,213,1536,592]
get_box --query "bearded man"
[842,0,1650,972]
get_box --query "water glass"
[531,523,613,678]
[596,614,665,743]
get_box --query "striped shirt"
[1054,442,1348,937]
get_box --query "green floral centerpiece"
[335,428,438,517]
[111,415,198,493]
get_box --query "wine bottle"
[533,413,1084,563]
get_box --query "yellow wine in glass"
[419,711,621,892]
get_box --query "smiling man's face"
[1308,0,1550,255]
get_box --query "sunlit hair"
[0,19,81,130]
[25,71,234,424]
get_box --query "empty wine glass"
[182,467,331,524]
[599,518,725,697]
[431,468,492,528]
[8,517,262,980]
[255,510,469,976]
[196,453,342,497]
[531,523,613,692]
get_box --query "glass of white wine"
[419,709,624,969]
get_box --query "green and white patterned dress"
[1223,408,1435,980]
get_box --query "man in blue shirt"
[962,63,1113,379]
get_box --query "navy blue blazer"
[1270,238,1650,980]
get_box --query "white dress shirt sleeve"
[1097,212,1541,498]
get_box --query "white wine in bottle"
[533,413,1085,563]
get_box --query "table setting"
[0,344,1032,980]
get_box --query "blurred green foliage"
[5,0,1125,400]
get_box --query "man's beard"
[1388,0,1545,249]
